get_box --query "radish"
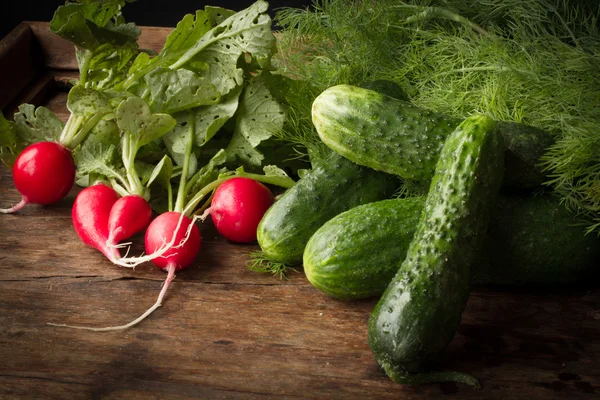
[1,89,115,214]
[61,97,176,264]
[72,188,153,265]
[49,114,293,331]
[145,212,201,270]
[204,177,274,243]
[72,184,122,261]
[0,142,75,213]
[107,194,153,248]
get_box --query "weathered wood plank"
[3,74,57,119]
[1,150,599,400]
[47,70,79,89]
[0,23,43,111]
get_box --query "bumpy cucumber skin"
[312,84,460,183]
[304,197,423,300]
[256,151,398,265]
[313,85,553,192]
[304,194,600,300]
[304,197,425,300]
[368,115,504,384]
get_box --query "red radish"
[49,211,201,331]
[206,177,274,243]
[72,184,121,261]
[0,142,75,213]
[107,194,153,247]
[145,211,201,270]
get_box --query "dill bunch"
[275,0,600,232]
[393,0,600,232]
[274,0,413,91]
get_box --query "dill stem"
[548,4,580,49]
[392,4,489,36]
[435,65,538,78]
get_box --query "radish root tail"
[0,197,29,214]
[47,263,177,331]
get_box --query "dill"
[275,0,600,232]
[247,250,297,279]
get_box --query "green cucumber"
[313,84,459,183]
[477,194,600,285]
[256,150,398,265]
[304,197,425,300]
[312,84,552,188]
[304,194,600,300]
[304,197,424,300]
[368,115,504,387]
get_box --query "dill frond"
[247,251,298,280]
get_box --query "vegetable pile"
[1,0,599,390]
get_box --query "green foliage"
[13,104,64,145]
[52,0,299,215]
[226,71,286,166]
[144,68,221,114]
[50,0,140,51]
[74,142,125,181]
[7,0,303,219]
[121,0,276,96]
[247,251,297,280]
[0,113,17,167]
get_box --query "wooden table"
[0,22,598,400]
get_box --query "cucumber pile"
[256,150,398,265]
[255,85,600,387]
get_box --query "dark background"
[0,0,314,39]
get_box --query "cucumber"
[304,197,425,300]
[367,115,504,387]
[312,84,459,183]
[256,150,398,265]
[304,197,424,300]
[312,84,552,189]
[304,194,600,300]
[477,194,600,285]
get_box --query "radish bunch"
[51,117,293,330]
[3,0,303,331]
[67,97,176,265]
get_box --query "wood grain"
[0,23,44,111]
[3,74,57,120]
[0,22,599,400]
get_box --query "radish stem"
[174,115,195,214]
